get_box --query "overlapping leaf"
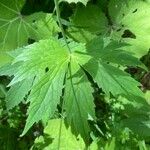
[68,4,108,43]
[8,38,69,136]
[86,37,142,66]
[0,36,145,140]
[0,38,95,140]
[32,119,85,150]
[64,59,95,140]
[73,37,144,101]
[0,0,59,65]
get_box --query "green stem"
[54,0,71,53]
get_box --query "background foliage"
[0,0,150,149]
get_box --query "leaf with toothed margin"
[0,36,145,142]
[64,58,95,142]
[83,60,144,101]
[0,37,70,136]
[70,38,144,101]
[6,77,34,110]
[21,64,68,136]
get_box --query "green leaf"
[67,27,97,43]
[86,37,142,66]
[122,115,150,138]
[0,125,18,150]
[0,37,95,140]
[64,59,95,141]
[109,0,150,57]
[0,0,59,52]
[8,38,69,86]
[0,36,145,141]
[70,4,108,34]
[32,119,85,150]
[0,62,22,76]
[104,138,116,150]
[84,60,143,100]
[8,38,69,136]
[71,37,144,100]
[22,64,68,136]
[6,77,33,110]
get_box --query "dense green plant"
[0,0,150,149]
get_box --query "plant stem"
[54,0,71,53]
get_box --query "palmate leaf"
[0,36,145,141]
[6,38,69,136]
[109,0,150,57]
[0,0,59,65]
[0,37,95,140]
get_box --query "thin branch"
[54,0,71,53]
